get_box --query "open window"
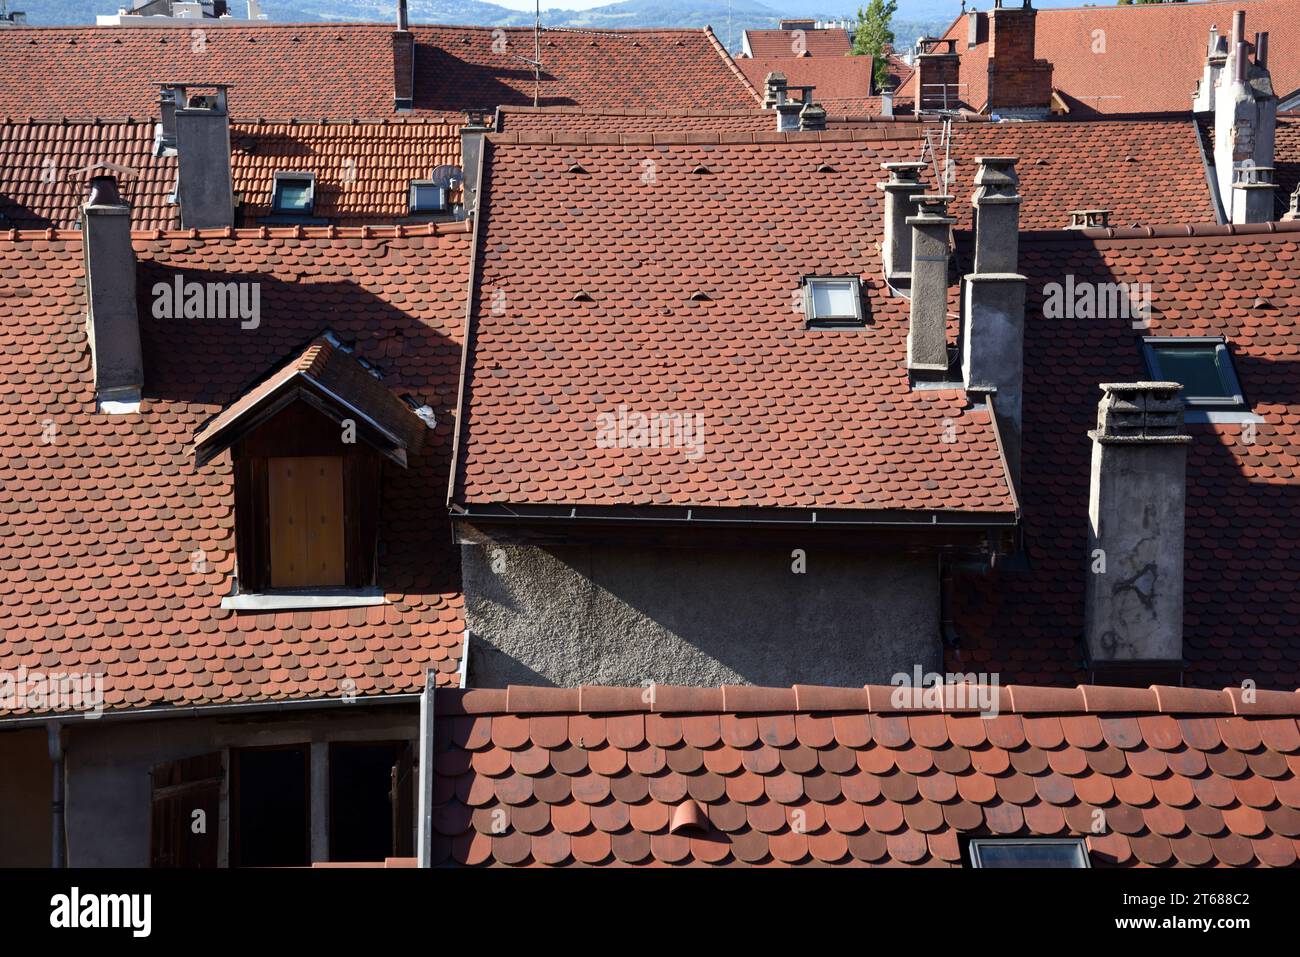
[1141,336,1245,409]
[803,276,865,327]
[194,336,429,606]
[271,171,316,217]
[967,837,1091,868]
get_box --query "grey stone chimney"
[763,71,789,109]
[878,162,927,280]
[1192,23,1229,112]
[81,176,143,411]
[1213,12,1277,223]
[906,194,956,377]
[156,86,178,154]
[1085,382,1191,678]
[173,84,234,229]
[798,101,827,132]
[460,109,493,216]
[1284,183,1300,221]
[962,156,1025,482]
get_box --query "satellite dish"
[429,165,464,190]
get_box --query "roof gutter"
[450,502,1018,529]
[0,691,423,730]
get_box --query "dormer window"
[1141,336,1245,409]
[271,172,316,216]
[804,276,865,327]
[968,838,1090,868]
[194,336,429,609]
[408,180,447,214]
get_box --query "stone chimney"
[1067,209,1111,229]
[1284,183,1300,221]
[878,161,928,281]
[155,86,178,154]
[81,176,143,411]
[967,9,986,48]
[985,0,1053,118]
[173,84,233,229]
[460,109,493,216]
[763,71,789,109]
[1192,23,1229,112]
[906,194,956,377]
[798,101,827,132]
[1085,383,1191,680]
[962,156,1025,482]
[914,37,960,112]
[1213,13,1277,223]
[880,89,894,117]
[393,0,414,111]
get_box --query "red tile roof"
[496,107,775,136]
[909,0,1300,115]
[953,223,1300,691]
[0,117,464,230]
[1272,113,1300,218]
[744,28,852,58]
[453,131,1017,515]
[0,25,759,121]
[428,682,1300,867]
[737,54,873,102]
[0,223,471,716]
[411,26,759,113]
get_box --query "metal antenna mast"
[509,0,544,107]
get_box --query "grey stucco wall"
[51,706,417,867]
[464,543,941,688]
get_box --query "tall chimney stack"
[393,0,414,111]
[1213,13,1277,223]
[913,37,960,112]
[1192,23,1229,112]
[878,161,928,280]
[173,84,234,229]
[962,156,1025,483]
[460,109,493,216]
[1085,383,1191,682]
[81,176,144,412]
[906,194,956,377]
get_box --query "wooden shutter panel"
[268,456,345,587]
[149,752,223,868]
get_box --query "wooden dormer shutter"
[267,455,346,588]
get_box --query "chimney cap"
[1090,382,1192,445]
[86,175,127,209]
[1068,209,1111,229]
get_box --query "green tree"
[852,0,899,94]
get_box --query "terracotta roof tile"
[744,29,852,59]
[428,681,1300,866]
[0,223,470,716]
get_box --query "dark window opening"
[231,746,309,868]
[967,837,1090,868]
[271,172,316,216]
[408,180,446,214]
[329,742,412,862]
[1142,336,1245,408]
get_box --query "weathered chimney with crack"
[879,161,927,280]
[172,84,234,230]
[1213,11,1277,223]
[1085,382,1191,684]
[81,176,143,413]
[906,194,956,377]
[393,0,414,112]
[962,156,1025,485]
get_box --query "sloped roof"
[0,117,463,230]
[496,107,776,135]
[411,26,759,112]
[737,54,873,101]
[1277,114,1300,218]
[953,223,1300,691]
[453,130,1017,516]
[193,335,429,467]
[0,223,470,716]
[744,28,852,58]
[907,0,1300,115]
[427,682,1300,867]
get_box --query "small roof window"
[1142,336,1245,408]
[409,180,447,214]
[803,276,864,327]
[272,172,316,216]
[968,838,1090,869]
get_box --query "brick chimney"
[1085,383,1191,682]
[906,194,956,377]
[985,0,1053,118]
[878,161,927,280]
[393,0,414,112]
[81,176,143,412]
[172,84,233,229]
[962,156,1025,483]
[914,37,960,112]
[1213,14,1277,223]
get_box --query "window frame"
[1141,335,1245,409]
[803,275,865,328]
[967,837,1091,869]
[408,179,447,214]
[271,171,317,217]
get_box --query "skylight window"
[1141,336,1245,408]
[271,172,316,216]
[968,838,1090,869]
[804,276,864,327]
[408,180,446,214]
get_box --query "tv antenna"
[508,0,545,107]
